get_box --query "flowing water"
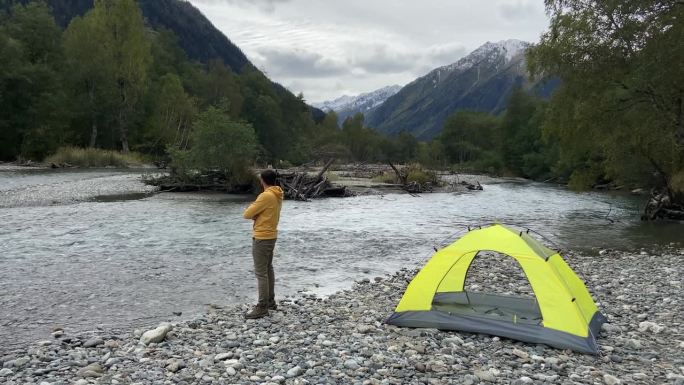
[0,168,681,353]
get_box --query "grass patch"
[372,172,398,184]
[324,172,341,182]
[45,147,148,168]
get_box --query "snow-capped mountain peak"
[441,39,530,73]
[314,85,402,114]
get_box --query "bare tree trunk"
[118,83,130,153]
[119,110,130,153]
[88,84,98,148]
[388,160,407,185]
[89,121,98,148]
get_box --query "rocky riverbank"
[1,248,682,385]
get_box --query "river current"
[0,168,681,353]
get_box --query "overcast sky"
[188,0,550,104]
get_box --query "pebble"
[474,369,497,382]
[0,368,13,377]
[512,348,529,360]
[287,366,303,377]
[76,363,103,378]
[638,321,665,334]
[214,352,232,361]
[604,373,621,385]
[83,337,104,348]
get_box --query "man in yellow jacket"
[243,169,284,319]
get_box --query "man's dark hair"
[260,169,277,186]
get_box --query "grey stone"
[77,363,103,378]
[344,359,360,370]
[83,337,104,348]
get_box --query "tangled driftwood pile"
[276,159,350,201]
[642,187,684,220]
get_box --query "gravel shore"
[1,248,682,385]
[0,172,159,208]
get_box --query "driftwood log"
[275,159,350,201]
[642,188,684,220]
[145,170,253,193]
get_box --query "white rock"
[638,321,665,334]
[226,367,236,376]
[474,369,497,382]
[518,377,533,384]
[444,336,464,345]
[601,323,620,333]
[0,368,13,377]
[604,374,621,385]
[140,322,173,345]
[287,366,303,377]
[214,352,232,361]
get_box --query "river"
[0,167,681,353]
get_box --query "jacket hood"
[265,185,284,201]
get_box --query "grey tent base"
[385,308,606,355]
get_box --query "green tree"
[94,0,152,153]
[528,0,684,195]
[63,9,116,148]
[142,73,197,154]
[440,111,500,164]
[170,106,257,183]
[342,113,383,161]
[0,1,66,160]
[500,88,554,179]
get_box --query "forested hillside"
[0,0,324,165]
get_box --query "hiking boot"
[244,305,268,319]
[268,300,277,311]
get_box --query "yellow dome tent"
[385,224,606,354]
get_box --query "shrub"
[405,163,439,185]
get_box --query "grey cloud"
[191,0,290,13]
[424,42,468,67]
[499,0,541,21]
[256,47,347,78]
[351,44,421,74]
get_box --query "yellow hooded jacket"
[243,186,284,239]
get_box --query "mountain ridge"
[314,85,402,125]
[2,0,323,118]
[365,39,540,139]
